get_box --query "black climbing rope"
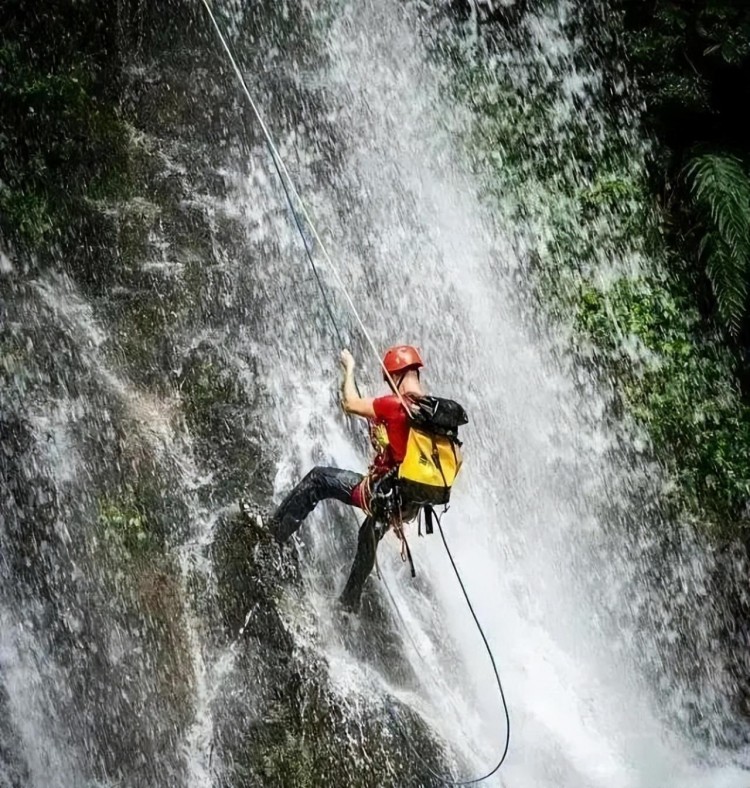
[201,4,511,783]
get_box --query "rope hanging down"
[378,512,511,785]
[200,3,510,783]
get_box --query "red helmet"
[382,345,424,380]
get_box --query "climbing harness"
[359,469,417,578]
[200,3,510,783]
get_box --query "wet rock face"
[0,410,195,786]
[0,682,28,788]
[178,341,268,505]
[211,505,451,787]
[1,1,457,785]
[212,505,299,646]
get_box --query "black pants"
[271,466,386,611]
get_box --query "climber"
[269,345,426,612]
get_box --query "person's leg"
[271,466,363,543]
[338,516,385,612]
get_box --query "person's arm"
[340,349,376,418]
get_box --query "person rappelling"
[201,4,510,775]
[269,344,468,612]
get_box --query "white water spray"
[214,0,750,785]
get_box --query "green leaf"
[685,153,750,335]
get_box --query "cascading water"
[2,0,750,786]
[238,2,750,785]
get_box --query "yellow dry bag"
[397,396,468,506]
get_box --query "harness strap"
[403,534,416,578]
[361,469,418,576]
[392,501,416,578]
[371,519,382,580]
[424,504,434,535]
[357,474,374,517]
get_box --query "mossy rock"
[212,504,299,643]
[96,467,191,556]
[93,482,195,739]
[109,278,185,389]
[178,342,268,502]
[162,200,216,263]
[0,682,29,787]
[210,506,452,787]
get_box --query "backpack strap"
[431,435,450,494]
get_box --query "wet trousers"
[271,466,386,610]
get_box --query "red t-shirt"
[370,395,411,474]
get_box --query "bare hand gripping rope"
[200,2,510,782]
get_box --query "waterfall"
[1,0,749,786]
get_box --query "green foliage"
[0,188,53,246]
[98,490,155,558]
[451,0,750,538]
[685,154,750,335]
[0,35,132,247]
[577,276,750,532]
[696,6,750,64]
[626,1,750,113]
[580,176,641,208]
[584,1,750,536]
